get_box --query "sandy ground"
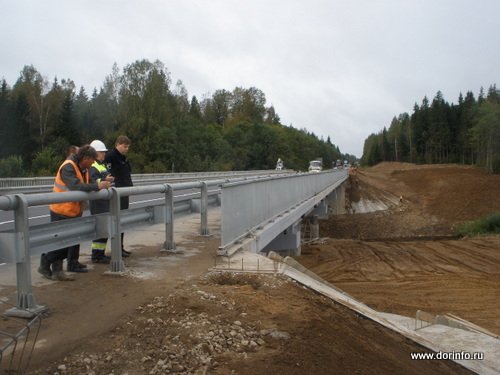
[1,162,499,374]
[301,163,500,334]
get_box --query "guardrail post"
[106,187,125,274]
[5,195,46,318]
[200,182,209,236]
[162,184,176,251]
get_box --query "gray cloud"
[1,0,499,156]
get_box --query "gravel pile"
[39,273,292,375]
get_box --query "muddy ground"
[2,162,499,374]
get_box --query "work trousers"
[45,211,80,265]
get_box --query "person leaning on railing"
[38,145,112,281]
[89,140,114,264]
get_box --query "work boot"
[51,260,75,281]
[92,255,111,264]
[37,253,52,279]
[91,250,111,264]
[67,246,86,269]
[67,261,89,273]
[122,249,131,257]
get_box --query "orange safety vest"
[49,159,89,217]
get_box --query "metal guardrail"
[0,173,290,318]
[0,170,292,194]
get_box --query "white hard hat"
[90,140,107,152]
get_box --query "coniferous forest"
[0,60,345,177]
[361,85,500,173]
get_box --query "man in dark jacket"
[105,135,133,257]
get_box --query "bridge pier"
[260,183,346,257]
[309,215,319,239]
[327,184,346,215]
[262,221,302,256]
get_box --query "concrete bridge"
[218,169,347,256]
[0,169,348,318]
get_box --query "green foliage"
[0,60,346,176]
[0,155,25,177]
[143,160,167,173]
[471,100,500,173]
[456,213,500,236]
[31,147,61,176]
[361,84,500,173]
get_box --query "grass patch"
[456,213,500,237]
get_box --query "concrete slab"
[351,198,388,213]
[0,208,221,289]
[379,313,499,375]
[213,249,280,273]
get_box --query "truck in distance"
[308,160,323,173]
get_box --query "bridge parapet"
[219,170,348,256]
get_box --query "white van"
[308,160,323,173]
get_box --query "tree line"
[361,85,500,173]
[0,59,344,177]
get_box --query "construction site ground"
[1,162,499,374]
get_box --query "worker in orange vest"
[38,145,111,281]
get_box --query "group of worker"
[38,135,133,281]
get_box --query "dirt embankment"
[33,273,472,375]
[338,162,500,240]
[299,162,500,334]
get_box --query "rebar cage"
[0,313,42,374]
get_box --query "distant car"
[308,160,323,173]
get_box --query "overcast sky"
[1,0,499,157]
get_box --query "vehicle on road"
[308,160,323,173]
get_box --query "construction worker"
[89,140,114,263]
[63,144,83,271]
[38,145,111,281]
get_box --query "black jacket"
[105,148,133,187]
